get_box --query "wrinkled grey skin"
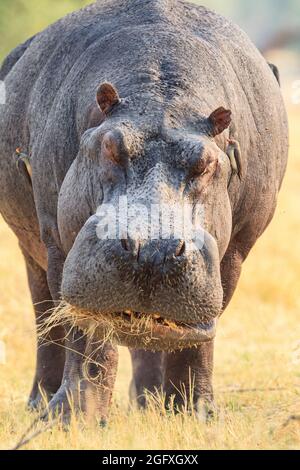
[0,0,288,421]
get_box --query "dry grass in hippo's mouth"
[39,302,216,351]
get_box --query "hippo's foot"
[27,389,51,412]
[27,376,63,412]
[41,380,86,426]
[165,394,217,423]
[195,398,218,423]
[43,377,113,427]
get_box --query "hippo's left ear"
[208,107,232,137]
[96,82,120,114]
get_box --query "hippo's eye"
[101,131,128,167]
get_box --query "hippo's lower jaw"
[79,313,217,351]
[51,302,217,351]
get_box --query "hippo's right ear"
[96,82,120,114]
[208,107,232,137]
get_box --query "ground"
[0,106,299,450]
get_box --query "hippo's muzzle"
[60,214,222,351]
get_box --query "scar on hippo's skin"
[96,82,120,114]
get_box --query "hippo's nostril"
[175,240,186,257]
[121,238,130,251]
[136,241,141,262]
[121,238,141,259]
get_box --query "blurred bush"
[0,0,91,58]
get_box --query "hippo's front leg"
[162,243,246,420]
[46,328,118,425]
[45,243,118,424]
[163,341,215,420]
[21,247,65,409]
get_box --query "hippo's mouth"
[43,303,217,351]
[114,310,216,344]
[56,304,216,351]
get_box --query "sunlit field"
[0,105,299,450]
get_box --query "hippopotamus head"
[58,83,235,350]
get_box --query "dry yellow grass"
[0,106,299,450]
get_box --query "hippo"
[0,0,288,423]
